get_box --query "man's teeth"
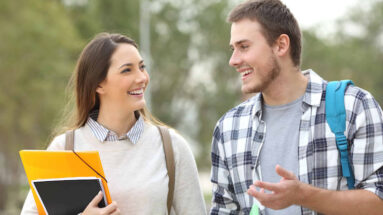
[128,89,143,95]
[242,70,253,76]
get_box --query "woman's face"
[96,43,149,114]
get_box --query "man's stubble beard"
[243,55,281,94]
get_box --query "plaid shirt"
[210,70,383,215]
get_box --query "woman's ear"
[96,83,105,95]
[273,34,290,57]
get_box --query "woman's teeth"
[128,89,143,95]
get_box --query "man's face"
[229,18,280,94]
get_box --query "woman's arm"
[170,130,207,215]
[20,134,66,214]
[20,191,38,215]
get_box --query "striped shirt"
[86,110,144,144]
[210,69,383,215]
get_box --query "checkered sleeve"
[210,122,240,215]
[349,88,383,200]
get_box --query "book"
[32,177,107,215]
[19,150,112,215]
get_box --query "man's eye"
[140,64,146,70]
[240,45,249,49]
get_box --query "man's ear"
[273,34,290,57]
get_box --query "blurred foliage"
[302,1,383,101]
[0,0,382,213]
[0,0,82,211]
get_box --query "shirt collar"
[86,110,144,144]
[301,69,325,107]
[252,93,263,119]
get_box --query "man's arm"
[210,124,240,215]
[248,165,383,215]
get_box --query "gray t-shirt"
[259,96,303,215]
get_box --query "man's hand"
[82,191,121,215]
[248,165,383,215]
[247,165,304,210]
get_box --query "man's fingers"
[275,165,296,180]
[254,180,281,192]
[247,185,275,204]
[88,191,103,206]
[247,184,257,196]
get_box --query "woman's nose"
[136,70,148,84]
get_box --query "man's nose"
[229,50,241,68]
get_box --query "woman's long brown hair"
[51,33,165,140]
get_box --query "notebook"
[32,177,107,215]
[20,150,112,215]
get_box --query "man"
[210,0,383,214]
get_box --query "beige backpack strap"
[157,126,175,215]
[65,130,75,150]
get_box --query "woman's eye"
[121,68,131,73]
[140,64,146,70]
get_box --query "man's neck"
[262,67,308,106]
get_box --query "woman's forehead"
[110,43,143,66]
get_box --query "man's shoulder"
[216,95,258,125]
[344,84,368,99]
[322,81,377,116]
[343,84,378,113]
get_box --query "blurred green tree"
[63,0,240,169]
[2,0,382,213]
[302,0,383,102]
[0,0,82,211]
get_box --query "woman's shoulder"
[46,127,84,150]
[166,128,195,160]
[144,122,192,155]
[168,128,187,144]
[47,133,66,150]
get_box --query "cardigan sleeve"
[169,129,207,215]
[20,134,66,215]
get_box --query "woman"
[21,33,206,214]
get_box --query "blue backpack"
[325,80,355,189]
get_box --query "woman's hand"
[82,191,120,215]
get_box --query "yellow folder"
[20,150,112,215]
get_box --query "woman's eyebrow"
[119,63,132,69]
[119,60,144,68]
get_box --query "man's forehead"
[230,19,263,45]
[229,25,248,46]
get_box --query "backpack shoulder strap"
[157,126,175,214]
[65,130,75,150]
[325,80,355,189]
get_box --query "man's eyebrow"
[229,39,249,49]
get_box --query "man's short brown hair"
[228,0,302,67]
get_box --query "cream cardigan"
[21,122,206,214]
